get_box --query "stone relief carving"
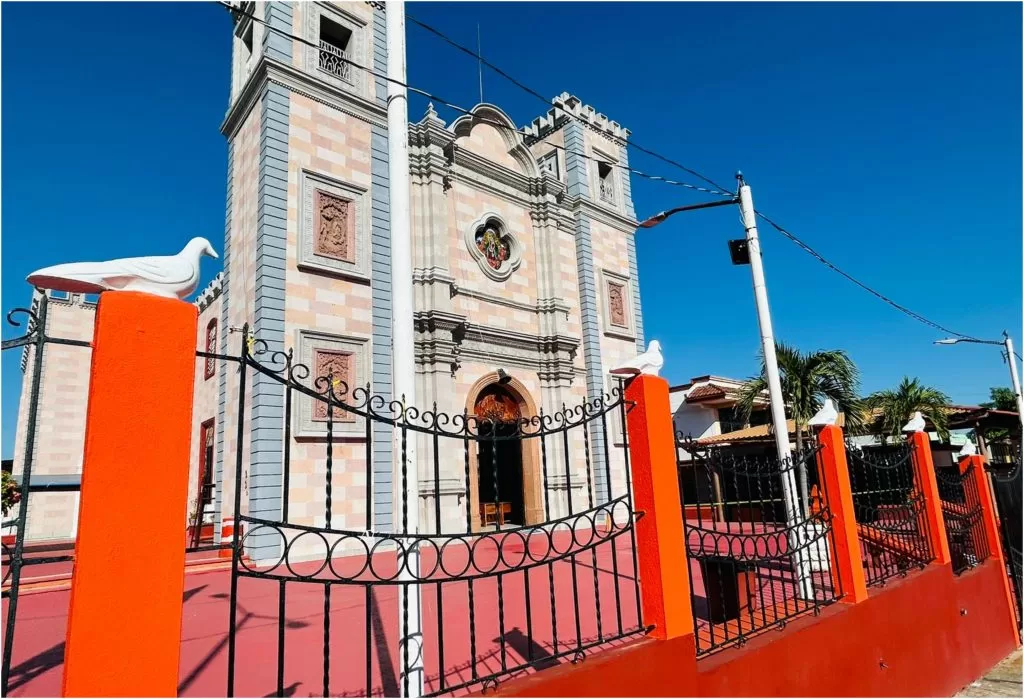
[608,283,627,328]
[313,190,355,263]
[312,349,355,422]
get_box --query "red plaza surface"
[3,533,645,698]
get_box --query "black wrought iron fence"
[844,441,933,586]
[988,461,1021,629]
[675,438,841,656]
[1,294,90,694]
[224,329,646,697]
[934,463,990,575]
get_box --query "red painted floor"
[2,535,643,698]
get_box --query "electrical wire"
[218,2,729,197]
[403,12,733,196]
[404,12,735,196]
[755,211,979,340]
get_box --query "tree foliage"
[864,376,951,442]
[735,342,865,449]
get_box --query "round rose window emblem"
[475,226,511,270]
[464,213,523,282]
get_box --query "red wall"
[488,560,1018,697]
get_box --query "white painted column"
[386,2,423,695]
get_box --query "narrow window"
[205,319,217,380]
[598,161,615,204]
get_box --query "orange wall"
[487,560,1018,697]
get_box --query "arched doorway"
[475,384,525,527]
[466,375,543,531]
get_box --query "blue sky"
[2,2,1021,456]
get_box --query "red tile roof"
[685,384,727,403]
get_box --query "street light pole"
[736,174,815,599]
[935,332,1024,437]
[1002,332,1024,429]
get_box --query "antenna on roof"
[477,23,484,104]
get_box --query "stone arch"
[465,372,544,530]
[450,104,541,178]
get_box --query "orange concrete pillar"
[623,374,694,641]
[814,425,869,604]
[964,453,1021,646]
[62,292,198,697]
[908,431,951,566]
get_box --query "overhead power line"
[404,12,735,196]
[218,2,728,197]
[755,211,977,340]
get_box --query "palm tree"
[735,343,864,510]
[864,377,951,443]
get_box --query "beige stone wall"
[187,293,223,531]
[282,91,375,538]
[10,292,94,542]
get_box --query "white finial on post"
[902,411,927,433]
[808,398,839,427]
[608,340,664,377]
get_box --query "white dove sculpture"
[957,441,978,458]
[609,340,664,377]
[808,398,839,427]
[902,411,927,433]
[27,237,218,301]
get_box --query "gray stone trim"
[262,2,292,63]
[247,83,290,560]
[372,5,386,107]
[627,230,645,352]
[564,121,608,501]
[215,141,234,542]
[618,142,643,350]
[370,122,393,530]
[618,142,635,220]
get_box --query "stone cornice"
[413,311,582,382]
[221,56,388,140]
[563,194,639,233]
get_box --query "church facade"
[11,2,645,561]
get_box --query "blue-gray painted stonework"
[369,8,394,530]
[262,2,292,62]
[248,82,289,560]
[370,125,393,530]
[215,141,234,541]
[618,143,644,352]
[564,121,608,501]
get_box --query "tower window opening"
[319,17,353,82]
[598,161,616,204]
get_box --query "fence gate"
[934,462,990,575]
[223,328,646,697]
[988,461,1021,630]
[844,441,934,586]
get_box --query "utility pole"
[1002,332,1024,463]
[736,173,814,599]
[386,1,423,695]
